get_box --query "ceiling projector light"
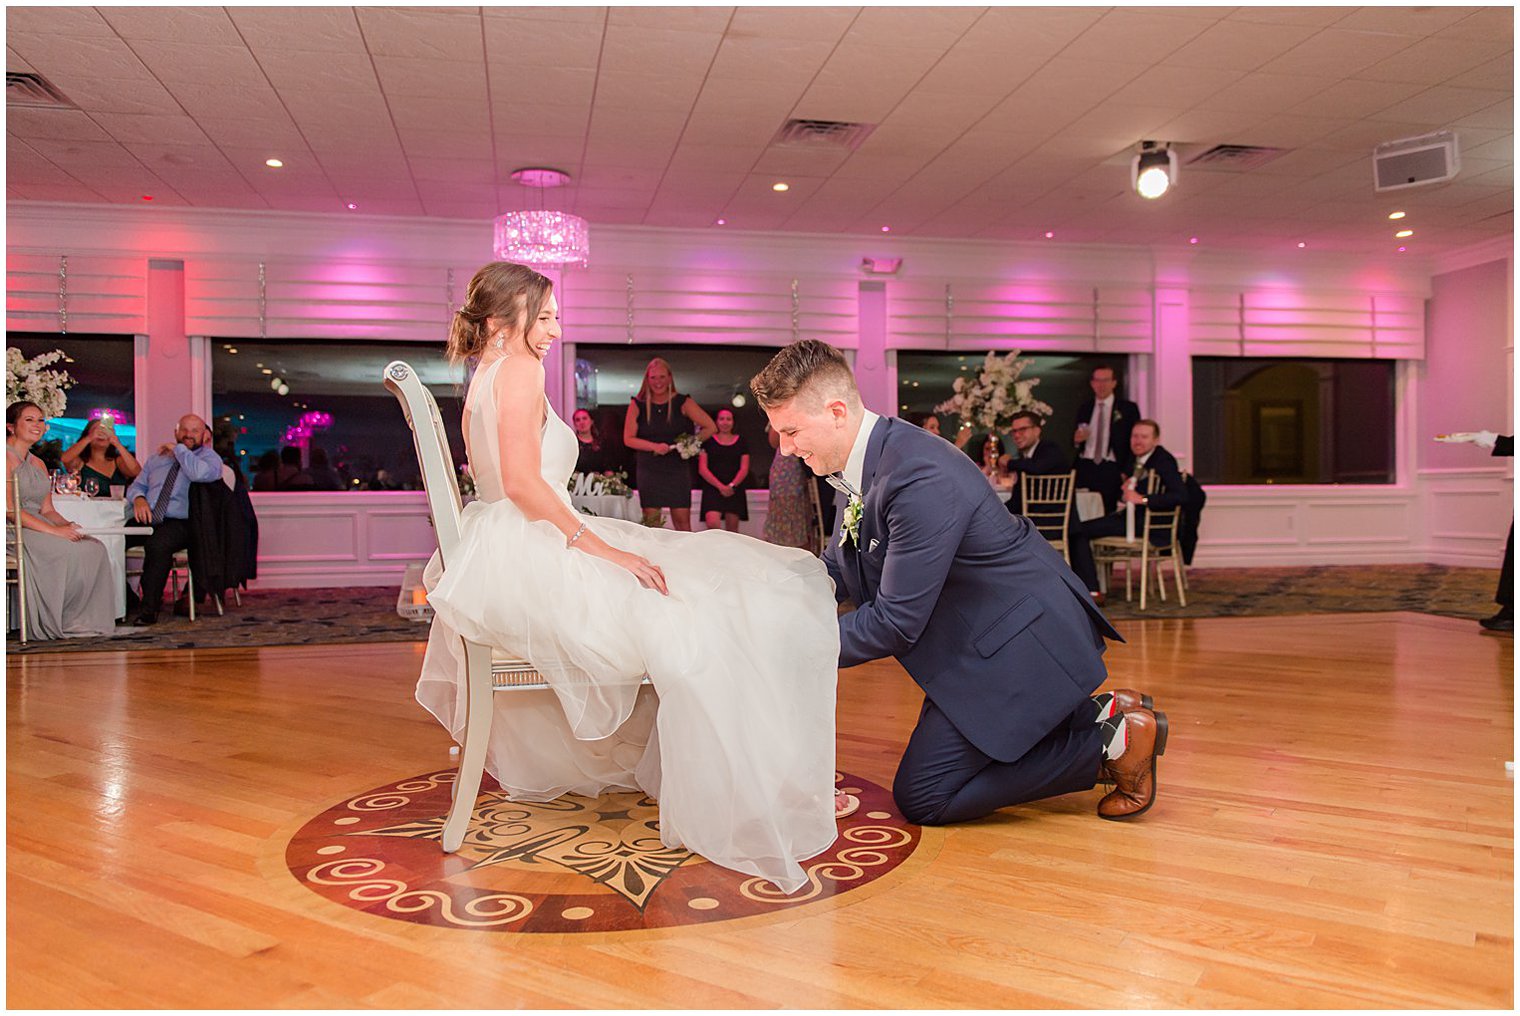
[1131,142,1177,200]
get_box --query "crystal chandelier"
[493,167,589,267]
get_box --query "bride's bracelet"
[566,521,588,549]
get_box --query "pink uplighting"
[282,410,334,448]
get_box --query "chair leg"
[233,587,242,607]
[214,593,224,616]
[1155,558,1168,602]
[1139,552,1149,610]
[1173,557,1188,607]
[1124,560,1133,601]
[442,640,495,853]
[187,567,196,622]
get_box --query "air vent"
[6,72,75,109]
[772,118,876,151]
[1183,144,1287,171]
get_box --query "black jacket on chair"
[1178,472,1207,565]
[188,478,251,605]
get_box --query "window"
[895,351,1128,461]
[211,340,465,491]
[7,332,136,467]
[572,344,782,487]
[1191,357,1395,484]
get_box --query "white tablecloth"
[52,495,147,619]
[570,492,642,522]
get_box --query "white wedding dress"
[415,356,841,893]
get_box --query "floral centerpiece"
[935,350,1053,432]
[5,348,75,419]
[674,433,703,460]
[568,469,632,497]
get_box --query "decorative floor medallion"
[287,770,930,933]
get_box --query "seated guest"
[124,414,225,625]
[914,412,943,438]
[1001,411,1070,515]
[571,408,617,474]
[305,446,342,491]
[1072,364,1140,514]
[251,450,281,492]
[60,416,141,496]
[6,401,115,638]
[1067,419,1183,605]
[278,446,313,490]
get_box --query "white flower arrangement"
[674,433,703,460]
[935,350,1053,433]
[5,347,75,420]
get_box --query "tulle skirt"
[416,495,841,893]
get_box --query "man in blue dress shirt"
[124,414,224,624]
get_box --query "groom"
[753,340,1168,824]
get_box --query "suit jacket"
[188,479,251,602]
[822,416,1122,763]
[1073,397,1141,471]
[1004,440,1069,516]
[1496,435,1514,458]
[1132,445,1186,513]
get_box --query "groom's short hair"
[751,339,860,411]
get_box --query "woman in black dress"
[622,357,715,530]
[697,408,750,532]
[572,408,617,475]
[60,416,141,496]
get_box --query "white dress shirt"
[841,409,880,496]
[1084,396,1115,463]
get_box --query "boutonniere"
[1112,409,1124,423]
[840,494,864,549]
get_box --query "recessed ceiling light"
[227,347,237,354]
[1388,211,1406,220]
[140,195,154,202]
[771,182,789,192]
[880,225,891,232]
[261,368,272,375]
[1297,242,1307,248]
[265,158,284,168]
[345,202,357,210]
[1395,229,1413,238]
[1189,236,1199,245]
[1044,231,1055,239]
[1397,246,1408,252]
[715,217,726,225]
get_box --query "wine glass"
[51,469,69,495]
[80,476,99,498]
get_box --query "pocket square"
[868,538,880,552]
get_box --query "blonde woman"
[415,262,853,896]
[622,357,715,530]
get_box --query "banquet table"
[570,492,643,522]
[51,495,152,619]
[994,484,1106,522]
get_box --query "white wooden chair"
[1091,472,1187,611]
[383,359,649,852]
[8,479,29,644]
[1019,469,1076,564]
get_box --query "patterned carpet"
[5,564,1504,655]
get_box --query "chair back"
[383,360,466,568]
[1139,471,1182,546]
[1020,469,1075,545]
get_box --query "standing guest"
[123,414,224,625]
[698,408,751,532]
[763,423,814,550]
[305,446,343,491]
[1445,430,1514,632]
[1067,419,1184,605]
[60,416,141,496]
[915,413,943,437]
[753,340,1166,826]
[5,401,115,638]
[278,446,313,490]
[572,408,617,475]
[1073,364,1140,513]
[251,450,281,492]
[1000,411,1070,516]
[622,357,716,531]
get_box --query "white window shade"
[6,253,147,334]
[886,280,1154,353]
[558,268,859,348]
[1190,288,1426,359]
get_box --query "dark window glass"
[572,344,782,488]
[895,351,1130,463]
[1191,357,1395,484]
[7,332,136,464]
[211,340,464,491]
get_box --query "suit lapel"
[848,417,890,591]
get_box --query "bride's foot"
[834,788,860,819]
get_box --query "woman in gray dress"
[7,401,115,639]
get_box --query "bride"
[416,261,846,894]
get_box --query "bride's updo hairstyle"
[446,261,553,364]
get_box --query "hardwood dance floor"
[6,612,1512,1008]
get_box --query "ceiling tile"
[1193,72,1340,114]
[373,56,485,99]
[1435,7,1516,42]
[7,32,149,80]
[6,7,116,37]
[846,7,983,50]
[41,74,183,116]
[7,108,113,142]
[1368,86,1511,126]
[92,113,210,147]
[253,50,380,96]
[228,8,368,53]
[357,8,484,58]
[724,7,857,42]
[98,7,242,44]
[482,17,605,70]
[1352,36,1514,87]
[599,25,723,79]
[1455,98,1514,130]
[129,42,267,87]
[1258,28,1418,78]
[1061,9,1217,64]
[163,80,285,121]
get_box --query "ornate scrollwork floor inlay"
[287,770,930,933]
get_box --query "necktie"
[151,458,180,524]
[1091,401,1109,464]
[824,472,859,499]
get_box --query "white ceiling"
[6,6,1514,256]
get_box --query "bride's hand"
[608,548,668,595]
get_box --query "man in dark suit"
[1072,364,1141,514]
[999,410,1069,517]
[1068,419,1185,602]
[752,340,1168,824]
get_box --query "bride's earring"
[492,331,506,350]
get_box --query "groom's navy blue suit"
[822,416,1124,825]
